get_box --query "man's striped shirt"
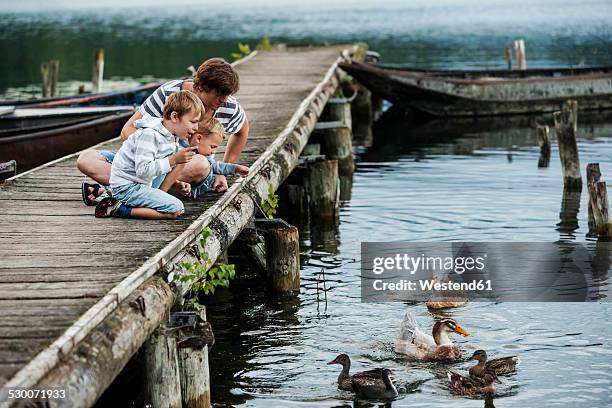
[139,80,246,135]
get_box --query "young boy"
[186,117,249,198]
[95,90,203,219]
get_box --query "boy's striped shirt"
[139,79,246,135]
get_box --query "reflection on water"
[205,109,612,407]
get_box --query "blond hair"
[162,90,204,120]
[197,117,225,138]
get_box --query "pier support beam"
[307,159,339,218]
[323,98,352,130]
[314,121,355,175]
[177,309,214,408]
[505,47,513,71]
[514,39,526,70]
[553,100,582,190]
[93,48,105,93]
[587,163,602,233]
[144,326,182,408]
[41,60,59,97]
[536,125,550,168]
[586,163,611,238]
[255,219,300,292]
[351,84,373,147]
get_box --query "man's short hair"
[162,90,204,120]
[193,58,240,96]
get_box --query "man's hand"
[211,175,228,192]
[174,180,191,196]
[235,165,250,177]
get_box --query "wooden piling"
[178,308,213,408]
[587,163,601,233]
[351,83,373,147]
[324,98,352,130]
[553,100,582,190]
[588,180,611,237]
[536,125,550,168]
[315,121,355,175]
[93,48,105,93]
[514,39,526,70]
[307,159,339,217]
[286,184,309,227]
[505,47,513,71]
[41,60,59,97]
[250,219,301,292]
[144,327,182,408]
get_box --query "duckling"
[351,368,399,400]
[448,368,499,396]
[328,354,387,391]
[469,349,520,379]
[394,312,469,361]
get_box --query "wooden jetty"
[0,44,359,407]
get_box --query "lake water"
[2,2,611,407]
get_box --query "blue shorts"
[111,183,184,214]
[190,171,214,198]
[101,150,163,189]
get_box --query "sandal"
[82,182,103,206]
[95,197,121,218]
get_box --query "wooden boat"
[0,80,161,108]
[0,110,134,173]
[0,106,134,137]
[339,61,612,117]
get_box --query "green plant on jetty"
[169,227,236,311]
[231,36,274,61]
[261,184,279,219]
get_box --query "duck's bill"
[454,325,470,336]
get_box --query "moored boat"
[0,110,133,173]
[339,61,612,117]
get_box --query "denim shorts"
[102,150,164,189]
[111,183,184,214]
[190,171,214,198]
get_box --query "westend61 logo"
[361,242,610,302]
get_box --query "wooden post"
[301,143,321,156]
[351,83,373,147]
[588,180,611,237]
[505,47,513,71]
[307,159,339,218]
[315,121,355,175]
[587,163,601,233]
[514,39,526,70]
[553,100,582,190]
[178,308,214,408]
[286,184,309,227]
[536,125,550,168]
[144,326,182,408]
[252,219,301,292]
[41,60,59,97]
[93,48,105,93]
[324,98,352,130]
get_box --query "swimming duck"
[394,312,470,361]
[469,349,520,379]
[328,354,389,393]
[351,368,399,400]
[448,368,499,396]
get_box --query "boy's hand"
[174,180,191,196]
[170,147,197,165]
[235,165,250,177]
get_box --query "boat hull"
[340,62,612,117]
[0,111,132,172]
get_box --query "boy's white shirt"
[109,115,182,188]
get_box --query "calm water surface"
[205,110,612,407]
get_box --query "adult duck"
[328,354,391,393]
[394,312,470,361]
[352,368,399,400]
[469,349,520,378]
[448,368,499,396]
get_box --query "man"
[77,58,249,202]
